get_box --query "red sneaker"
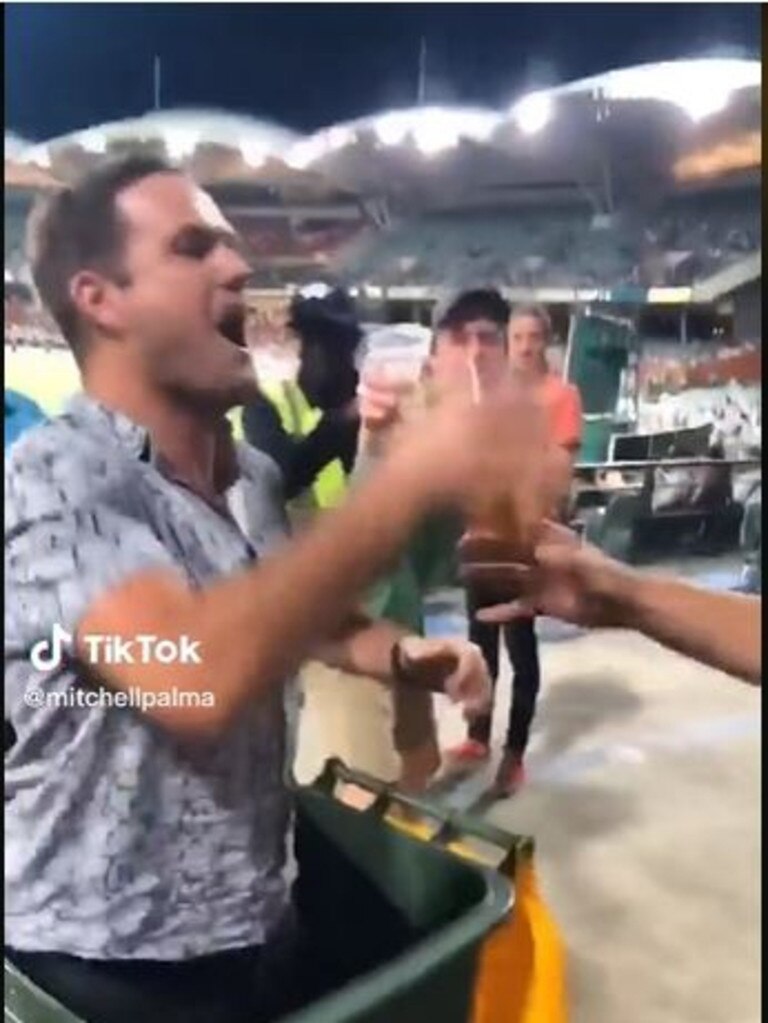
[445,739,491,768]
[491,751,526,798]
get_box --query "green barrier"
[5,761,513,1023]
[580,415,615,463]
[565,314,634,418]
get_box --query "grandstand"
[5,57,761,417]
[329,183,760,293]
[5,60,760,302]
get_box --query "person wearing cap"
[242,288,463,795]
[360,292,583,798]
[242,284,362,521]
[359,289,512,793]
[447,302,582,796]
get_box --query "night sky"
[6,3,761,143]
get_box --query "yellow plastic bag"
[318,761,567,1023]
[470,851,567,1023]
[387,815,567,1023]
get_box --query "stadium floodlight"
[596,62,736,122]
[374,111,413,148]
[512,91,553,135]
[557,59,761,123]
[284,125,353,169]
[25,145,51,169]
[164,126,199,162]
[5,132,31,160]
[241,138,266,169]
[77,129,107,155]
[285,135,328,169]
[373,107,499,156]
[679,84,732,122]
[415,111,463,155]
[327,126,354,151]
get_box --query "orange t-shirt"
[538,375,583,451]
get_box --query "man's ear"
[69,270,124,337]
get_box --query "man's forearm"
[314,615,408,681]
[81,455,436,735]
[619,574,761,685]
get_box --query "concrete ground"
[451,629,761,1023]
[295,555,760,1023]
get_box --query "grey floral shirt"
[5,394,295,960]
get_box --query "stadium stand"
[331,186,760,291]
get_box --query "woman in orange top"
[449,304,583,796]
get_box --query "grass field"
[5,345,245,438]
[5,346,80,414]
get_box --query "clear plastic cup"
[360,345,429,426]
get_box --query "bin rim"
[5,958,84,1023]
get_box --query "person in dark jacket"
[242,284,362,505]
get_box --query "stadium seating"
[332,190,760,291]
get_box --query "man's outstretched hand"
[397,636,492,719]
[464,522,633,630]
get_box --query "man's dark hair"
[432,288,510,332]
[28,154,179,360]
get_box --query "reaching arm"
[468,524,762,686]
[77,455,440,737]
[72,385,544,737]
[614,573,761,685]
[4,380,548,742]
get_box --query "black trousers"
[6,906,328,1023]
[467,601,541,755]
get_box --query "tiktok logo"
[29,626,203,672]
[30,623,73,672]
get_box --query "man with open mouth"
[5,155,548,1023]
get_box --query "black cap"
[288,283,362,347]
[432,288,510,332]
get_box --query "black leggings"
[467,602,541,755]
[6,907,327,1023]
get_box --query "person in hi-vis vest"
[243,284,359,524]
[242,285,443,792]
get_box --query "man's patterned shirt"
[5,393,295,960]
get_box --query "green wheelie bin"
[5,760,514,1023]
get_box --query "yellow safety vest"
[256,380,347,511]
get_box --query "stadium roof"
[521,58,761,123]
[5,59,761,208]
[22,109,298,165]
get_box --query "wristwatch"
[390,638,455,692]
[390,638,412,685]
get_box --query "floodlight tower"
[417,38,427,106]
[593,86,616,216]
[153,56,162,112]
